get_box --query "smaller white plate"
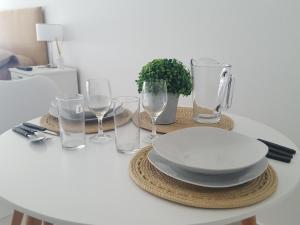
[153,127,268,174]
[148,149,269,188]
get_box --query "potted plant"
[136,58,192,124]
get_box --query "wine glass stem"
[97,117,104,136]
[151,117,157,137]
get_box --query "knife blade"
[23,122,59,136]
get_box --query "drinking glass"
[56,94,85,150]
[86,78,112,143]
[141,80,167,143]
[113,96,140,154]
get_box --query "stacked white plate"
[49,101,124,121]
[149,127,269,188]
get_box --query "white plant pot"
[156,93,179,125]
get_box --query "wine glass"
[142,80,168,143]
[86,78,112,143]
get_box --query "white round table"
[0,114,298,225]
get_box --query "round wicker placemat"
[129,146,278,209]
[138,107,234,133]
[40,110,131,134]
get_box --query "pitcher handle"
[217,68,235,111]
[225,75,235,109]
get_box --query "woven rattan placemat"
[137,107,234,133]
[129,146,278,209]
[40,110,131,134]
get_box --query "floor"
[0,187,299,225]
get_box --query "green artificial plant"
[136,58,192,96]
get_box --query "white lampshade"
[36,23,63,41]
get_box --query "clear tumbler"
[56,94,86,150]
[113,96,140,154]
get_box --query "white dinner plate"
[148,149,269,188]
[152,127,268,175]
[49,101,124,121]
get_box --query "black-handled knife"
[23,123,59,136]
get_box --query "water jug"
[191,58,234,123]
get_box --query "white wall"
[0,1,299,143]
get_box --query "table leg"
[26,216,42,225]
[11,210,24,225]
[241,216,257,225]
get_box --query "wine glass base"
[90,134,112,143]
[143,134,158,144]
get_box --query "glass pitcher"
[191,58,235,124]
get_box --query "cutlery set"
[258,138,296,163]
[12,127,46,142]
[12,123,59,142]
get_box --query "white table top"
[0,114,298,225]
